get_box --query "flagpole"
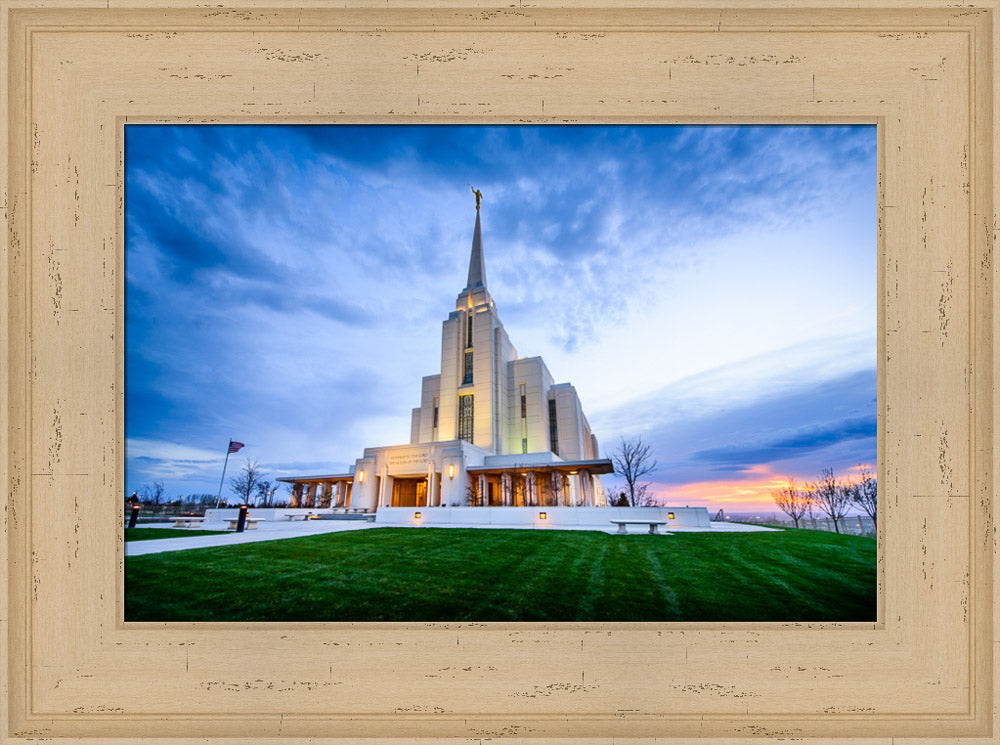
[214,441,233,510]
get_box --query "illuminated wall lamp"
[668,512,675,519]
[538,512,547,520]
[414,511,422,520]
[447,464,456,480]
[358,469,366,484]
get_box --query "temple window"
[463,350,473,385]
[548,398,559,455]
[458,394,474,442]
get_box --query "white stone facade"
[279,206,612,512]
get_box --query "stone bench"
[283,513,314,521]
[172,517,206,528]
[610,519,669,535]
[224,517,265,531]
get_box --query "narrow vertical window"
[432,397,439,430]
[466,313,474,348]
[463,350,473,385]
[458,394,474,442]
[520,383,528,453]
[548,398,559,455]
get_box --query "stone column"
[427,463,435,507]
[291,482,303,508]
[305,483,317,508]
[580,470,591,507]
[526,472,537,506]
[378,466,388,507]
[478,473,488,506]
[501,473,512,506]
[551,472,562,507]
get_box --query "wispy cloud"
[689,416,876,469]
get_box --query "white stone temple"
[277,198,614,513]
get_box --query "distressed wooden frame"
[1,1,997,742]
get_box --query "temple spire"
[464,206,487,292]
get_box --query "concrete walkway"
[125,520,376,556]
[125,519,777,557]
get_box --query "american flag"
[228,440,245,454]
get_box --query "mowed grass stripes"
[124,528,876,622]
[125,527,229,541]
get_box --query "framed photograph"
[122,122,878,625]
[2,1,996,742]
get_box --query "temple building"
[278,197,613,514]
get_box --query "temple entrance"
[391,477,427,507]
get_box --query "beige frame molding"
[2,1,997,742]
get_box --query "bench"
[283,513,314,521]
[610,519,668,535]
[224,517,265,530]
[172,517,206,528]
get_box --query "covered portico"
[277,474,355,509]
[466,458,613,507]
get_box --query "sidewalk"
[125,519,376,557]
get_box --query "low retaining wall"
[201,507,336,522]
[375,505,711,529]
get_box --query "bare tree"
[848,466,877,533]
[609,436,658,507]
[230,459,264,506]
[141,481,165,506]
[255,479,277,507]
[466,480,484,507]
[809,467,851,533]
[610,491,630,507]
[186,493,216,509]
[770,477,812,529]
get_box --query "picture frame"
[2,1,996,742]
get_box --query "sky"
[125,124,876,512]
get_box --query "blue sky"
[125,124,876,510]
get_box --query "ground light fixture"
[538,512,547,520]
[668,512,675,519]
[414,511,422,520]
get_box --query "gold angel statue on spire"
[469,184,483,210]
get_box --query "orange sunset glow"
[654,463,875,513]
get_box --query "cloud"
[688,416,876,469]
[596,365,876,503]
[126,438,222,462]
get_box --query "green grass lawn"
[125,527,875,622]
[125,527,229,542]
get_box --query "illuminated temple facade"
[278,204,612,512]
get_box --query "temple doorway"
[391,477,427,507]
